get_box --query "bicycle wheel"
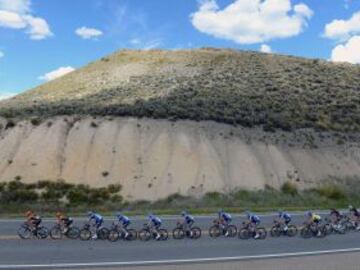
[316,226,327,238]
[98,228,110,240]
[173,228,185,240]
[159,229,168,241]
[17,226,32,239]
[209,225,221,238]
[270,226,281,237]
[238,228,251,240]
[37,227,49,239]
[227,225,237,237]
[67,227,80,239]
[286,225,297,237]
[139,229,151,241]
[191,227,202,239]
[108,230,120,242]
[324,224,332,236]
[257,227,267,239]
[50,226,62,240]
[79,229,91,241]
[126,229,137,241]
[300,227,312,238]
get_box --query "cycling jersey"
[249,214,260,224]
[280,212,291,223]
[221,213,232,223]
[89,213,103,228]
[184,214,195,225]
[150,216,162,227]
[117,215,131,227]
[312,214,321,223]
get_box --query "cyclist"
[329,208,342,229]
[87,211,104,239]
[25,210,42,231]
[115,212,131,238]
[55,211,73,233]
[348,205,360,230]
[277,210,292,232]
[180,211,195,237]
[148,213,162,240]
[246,211,261,239]
[305,211,322,236]
[218,209,232,237]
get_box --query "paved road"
[0,212,360,269]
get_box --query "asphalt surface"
[0,212,360,268]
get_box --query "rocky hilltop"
[0,49,360,200]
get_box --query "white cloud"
[24,15,52,40]
[0,0,30,14]
[39,66,75,82]
[190,0,313,44]
[0,0,52,40]
[0,51,4,58]
[324,11,360,41]
[0,10,26,28]
[331,35,360,64]
[75,26,103,40]
[260,44,272,53]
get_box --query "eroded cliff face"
[0,116,359,201]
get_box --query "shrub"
[315,185,345,200]
[281,182,298,196]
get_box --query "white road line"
[1,247,360,269]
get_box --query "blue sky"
[0,0,360,98]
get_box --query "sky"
[0,0,360,99]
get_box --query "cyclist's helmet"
[116,212,122,218]
[278,210,283,217]
[25,210,33,218]
[349,205,354,210]
[245,210,251,218]
[87,211,94,217]
[181,211,187,217]
[305,211,312,217]
[148,213,153,219]
[56,211,62,218]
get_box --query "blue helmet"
[148,213,153,219]
[116,212,123,218]
[305,211,312,217]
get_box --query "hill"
[1,48,360,132]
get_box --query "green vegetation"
[2,178,360,217]
[1,49,360,132]
[0,180,123,215]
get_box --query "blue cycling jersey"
[280,213,291,221]
[90,213,103,223]
[150,216,162,226]
[118,215,130,224]
[184,215,194,224]
[222,213,232,222]
[249,215,260,223]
